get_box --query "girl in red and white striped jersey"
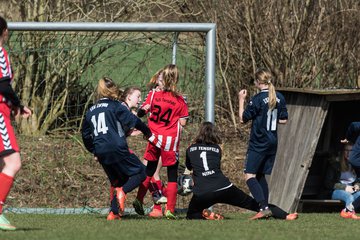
[134,64,189,219]
[0,16,32,231]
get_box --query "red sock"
[109,186,114,201]
[155,180,163,194]
[0,173,14,214]
[166,182,177,213]
[136,176,152,203]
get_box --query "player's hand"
[142,104,151,111]
[238,89,247,100]
[345,185,355,193]
[340,139,349,144]
[130,129,142,136]
[21,106,32,119]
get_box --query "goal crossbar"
[8,22,216,123]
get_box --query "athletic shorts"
[143,142,178,167]
[0,103,19,157]
[97,152,145,178]
[244,150,275,175]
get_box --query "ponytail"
[268,83,276,110]
[255,68,277,110]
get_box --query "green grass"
[2,213,360,240]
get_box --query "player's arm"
[185,149,193,171]
[238,89,247,123]
[81,118,95,153]
[344,122,360,143]
[278,94,288,124]
[0,77,32,118]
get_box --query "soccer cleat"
[107,211,121,221]
[152,191,167,205]
[250,208,272,220]
[340,209,360,220]
[148,208,163,218]
[115,187,126,214]
[286,212,298,221]
[202,209,224,220]
[164,209,177,220]
[0,214,16,231]
[132,198,145,216]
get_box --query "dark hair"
[194,122,222,145]
[119,86,141,102]
[0,16,7,36]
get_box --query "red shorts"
[0,103,19,156]
[143,142,178,167]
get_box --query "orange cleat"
[202,209,224,220]
[340,209,360,219]
[250,208,272,220]
[286,213,298,220]
[115,187,126,214]
[148,208,163,218]
[107,211,121,221]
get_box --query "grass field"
[1,212,359,240]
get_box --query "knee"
[245,173,256,181]
[2,153,21,176]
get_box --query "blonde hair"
[96,77,119,101]
[255,68,276,110]
[162,64,180,96]
[147,69,163,90]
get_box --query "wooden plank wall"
[268,92,329,212]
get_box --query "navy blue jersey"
[242,90,288,154]
[186,143,232,195]
[82,98,151,160]
[346,122,360,167]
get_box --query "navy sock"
[246,178,267,210]
[110,195,119,214]
[257,175,269,203]
[122,171,147,193]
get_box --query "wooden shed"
[268,88,360,213]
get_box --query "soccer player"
[133,64,189,219]
[133,69,168,218]
[0,16,32,231]
[238,68,288,220]
[185,122,297,221]
[106,86,142,220]
[81,77,152,219]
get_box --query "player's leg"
[149,158,167,204]
[134,143,160,212]
[186,193,214,220]
[244,151,271,219]
[0,152,21,231]
[164,161,178,219]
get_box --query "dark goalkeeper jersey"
[185,143,231,195]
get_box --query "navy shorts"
[98,152,145,185]
[244,150,275,175]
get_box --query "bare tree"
[177,0,360,128]
[0,0,193,135]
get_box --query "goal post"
[8,22,216,123]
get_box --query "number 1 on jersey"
[200,151,209,171]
